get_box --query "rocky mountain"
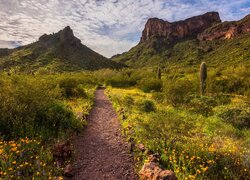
[112,12,250,67]
[140,12,221,43]
[198,14,250,40]
[0,26,124,72]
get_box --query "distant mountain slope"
[112,12,250,67]
[0,26,124,72]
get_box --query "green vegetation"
[0,72,96,179]
[0,27,123,72]
[200,62,207,95]
[0,20,249,179]
[112,33,250,68]
[105,63,250,179]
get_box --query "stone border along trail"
[72,88,138,180]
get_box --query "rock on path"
[72,88,138,180]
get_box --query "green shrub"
[215,106,250,129]
[105,74,137,88]
[152,92,165,103]
[163,78,195,107]
[137,100,156,112]
[135,110,195,153]
[188,96,217,116]
[0,75,81,140]
[138,78,162,93]
[123,95,134,107]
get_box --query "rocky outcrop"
[140,12,221,43]
[59,26,81,48]
[39,26,81,48]
[198,14,250,41]
[139,154,177,180]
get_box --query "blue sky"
[0,0,249,57]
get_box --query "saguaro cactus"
[157,65,161,80]
[200,62,207,95]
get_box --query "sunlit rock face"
[140,12,221,43]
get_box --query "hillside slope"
[112,12,250,68]
[0,26,124,72]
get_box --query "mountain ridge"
[140,12,221,43]
[112,12,250,67]
[0,26,124,72]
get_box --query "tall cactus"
[200,62,207,96]
[157,65,161,80]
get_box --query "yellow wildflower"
[196,169,201,174]
[10,143,17,147]
[202,167,209,172]
[12,161,16,165]
[11,147,17,152]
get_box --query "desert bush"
[0,75,81,140]
[188,96,217,116]
[59,78,84,98]
[152,92,165,103]
[215,105,250,129]
[137,99,156,112]
[123,95,134,107]
[163,78,195,107]
[138,78,162,93]
[105,74,137,88]
[208,66,250,94]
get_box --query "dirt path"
[72,88,138,180]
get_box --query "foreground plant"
[0,137,64,179]
[200,62,207,96]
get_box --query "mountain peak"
[140,12,221,43]
[59,26,81,47]
[38,26,81,48]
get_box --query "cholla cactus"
[200,62,207,95]
[157,65,161,80]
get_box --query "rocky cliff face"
[38,26,81,48]
[140,12,221,43]
[197,14,250,41]
[59,26,81,48]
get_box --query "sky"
[0,0,250,57]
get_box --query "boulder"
[53,140,72,159]
[64,164,74,177]
[139,154,177,180]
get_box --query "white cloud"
[0,0,249,57]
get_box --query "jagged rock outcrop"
[139,154,177,180]
[198,14,250,40]
[140,12,221,43]
[38,26,81,48]
[59,26,81,48]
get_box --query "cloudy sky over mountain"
[0,0,249,57]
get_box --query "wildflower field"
[107,87,250,179]
[103,64,250,179]
[0,65,249,179]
